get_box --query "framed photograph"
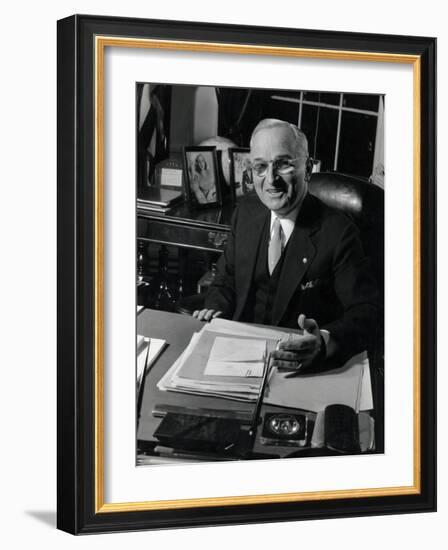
[229,147,254,202]
[57,14,436,534]
[183,146,222,207]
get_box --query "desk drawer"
[138,217,229,252]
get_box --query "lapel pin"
[302,257,308,264]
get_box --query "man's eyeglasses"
[251,157,307,177]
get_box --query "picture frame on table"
[57,14,436,535]
[229,147,255,203]
[183,146,223,208]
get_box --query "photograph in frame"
[229,147,255,202]
[183,146,222,208]
[57,14,436,534]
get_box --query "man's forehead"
[250,125,299,156]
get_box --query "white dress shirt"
[269,206,300,246]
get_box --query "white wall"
[0,0,445,548]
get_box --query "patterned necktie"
[268,217,284,275]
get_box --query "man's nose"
[265,162,276,184]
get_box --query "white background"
[0,0,444,547]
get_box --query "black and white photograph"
[136,82,385,464]
[229,147,255,201]
[184,147,222,207]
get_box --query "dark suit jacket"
[204,192,379,363]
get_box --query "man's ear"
[305,157,313,181]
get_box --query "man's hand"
[271,314,325,373]
[192,309,223,322]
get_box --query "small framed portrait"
[183,146,222,208]
[229,147,254,202]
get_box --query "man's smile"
[264,179,288,196]
[266,188,285,195]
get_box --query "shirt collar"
[269,203,301,244]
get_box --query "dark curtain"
[216,88,271,147]
[137,84,172,188]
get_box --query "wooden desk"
[137,202,235,252]
[137,309,256,450]
[137,309,375,461]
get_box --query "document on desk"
[157,326,279,400]
[137,336,166,390]
[204,337,266,377]
[157,318,372,410]
[174,330,277,398]
[204,320,372,411]
[264,351,372,412]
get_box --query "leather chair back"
[309,172,384,295]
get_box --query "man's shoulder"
[302,193,356,234]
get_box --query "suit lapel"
[271,194,320,325]
[234,203,268,320]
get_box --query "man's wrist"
[320,329,330,359]
[320,329,339,359]
[320,329,330,349]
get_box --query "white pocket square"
[300,280,318,290]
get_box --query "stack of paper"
[264,351,372,412]
[157,318,372,410]
[137,335,149,390]
[137,335,167,392]
[158,324,280,400]
[204,336,267,377]
[137,187,183,212]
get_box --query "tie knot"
[272,217,284,242]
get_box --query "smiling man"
[250,119,309,215]
[193,119,379,372]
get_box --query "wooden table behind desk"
[137,309,256,446]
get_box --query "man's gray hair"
[250,118,309,157]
